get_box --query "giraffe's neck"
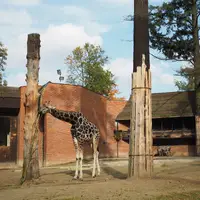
[48,108,80,124]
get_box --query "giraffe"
[39,101,100,180]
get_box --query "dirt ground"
[0,158,200,200]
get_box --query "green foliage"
[0,42,8,86]
[114,131,122,142]
[149,0,197,63]
[0,42,7,71]
[65,43,115,97]
[149,0,200,91]
[0,72,8,86]
[174,66,195,91]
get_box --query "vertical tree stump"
[21,33,41,184]
[128,55,153,178]
[192,0,200,156]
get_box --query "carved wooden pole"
[128,0,153,178]
[21,33,41,183]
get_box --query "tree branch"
[150,53,193,63]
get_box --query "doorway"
[0,117,17,162]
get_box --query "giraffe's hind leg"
[96,145,100,176]
[79,147,83,180]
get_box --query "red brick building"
[0,83,198,166]
[0,83,128,166]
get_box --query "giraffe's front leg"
[92,151,97,178]
[73,138,79,180]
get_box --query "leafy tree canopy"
[0,42,7,71]
[174,65,195,91]
[65,43,124,99]
[126,0,200,91]
[0,42,8,86]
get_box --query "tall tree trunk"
[192,0,200,156]
[21,33,41,184]
[133,0,150,71]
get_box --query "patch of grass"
[160,163,168,168]
[147,191,200,200]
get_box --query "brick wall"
[42,84,80,165]
[106,100,129,158]
[0,146,10,162]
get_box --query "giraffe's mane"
[49,106,81,115]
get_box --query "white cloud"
[0,9,32,26]
[106,56,175,98]
[105,58,132,98]
[97,0,169,6]
[7,70,61,87]
[6,23,104,86]
[6,72,26,87]
[151,63,174,85]
[97,0,131,5]
[61,6,90,19]
[3,0,40,6]
[61,5,111,35]
[40,24,103,53]
[1,3,110,89]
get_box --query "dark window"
[163,118,173,130]
[0,117,10,146]
[172,118,182,129]
[152,119,162,130]
[153,138,195,146]
[183,117,195,130]
[152,117,195,131]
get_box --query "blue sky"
[0,0,185,99]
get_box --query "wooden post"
[128,87,135,177]
[21,33,41,184]
[195,116,200,156]
[128,55,153,178]
[128,0,152,178]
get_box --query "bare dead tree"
[21,33,41,184]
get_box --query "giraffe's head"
[39,101,56,115]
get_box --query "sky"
[0,0,186,99]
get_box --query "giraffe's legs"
[92,137,97,178]
[96,147,100,176]
[73,138,79,180]
[79,148,83,180]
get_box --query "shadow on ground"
[41,164,127,180]
[101,164,127,179]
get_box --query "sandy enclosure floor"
[0,158,200,200]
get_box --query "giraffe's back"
[74,117,100,143]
